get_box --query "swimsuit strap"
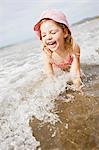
[52,54,73,69]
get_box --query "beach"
[30,64,99,150]
[0,17,99,150]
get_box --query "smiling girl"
[34,9,83,90]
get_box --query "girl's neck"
[55,47,69,59]
[55,45,66,53]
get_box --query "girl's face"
[40,20,68,52]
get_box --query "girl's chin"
[48,45,58,52]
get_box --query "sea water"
[0,18,99,149]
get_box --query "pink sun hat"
[33,9,71,40]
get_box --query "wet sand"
[29,64,99,150]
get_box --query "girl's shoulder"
[72,38,80,57]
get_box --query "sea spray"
[0,71,71,150]
[0,89,40,150]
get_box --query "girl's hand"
[41,43,52,57]
[73,78,85,95]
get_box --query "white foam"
[72,18,99,64]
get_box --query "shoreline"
[71,15,99,26]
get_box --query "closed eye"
[51,31,56,34]
[42,34,46,38]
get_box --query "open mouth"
[47,41,57,49]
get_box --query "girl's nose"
[46,34,52,40]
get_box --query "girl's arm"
[41,43,54,76]
[42,51,54,77]
[71,43,82,88]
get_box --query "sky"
[0,0,99,47]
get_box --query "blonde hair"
[57,22,73,52]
